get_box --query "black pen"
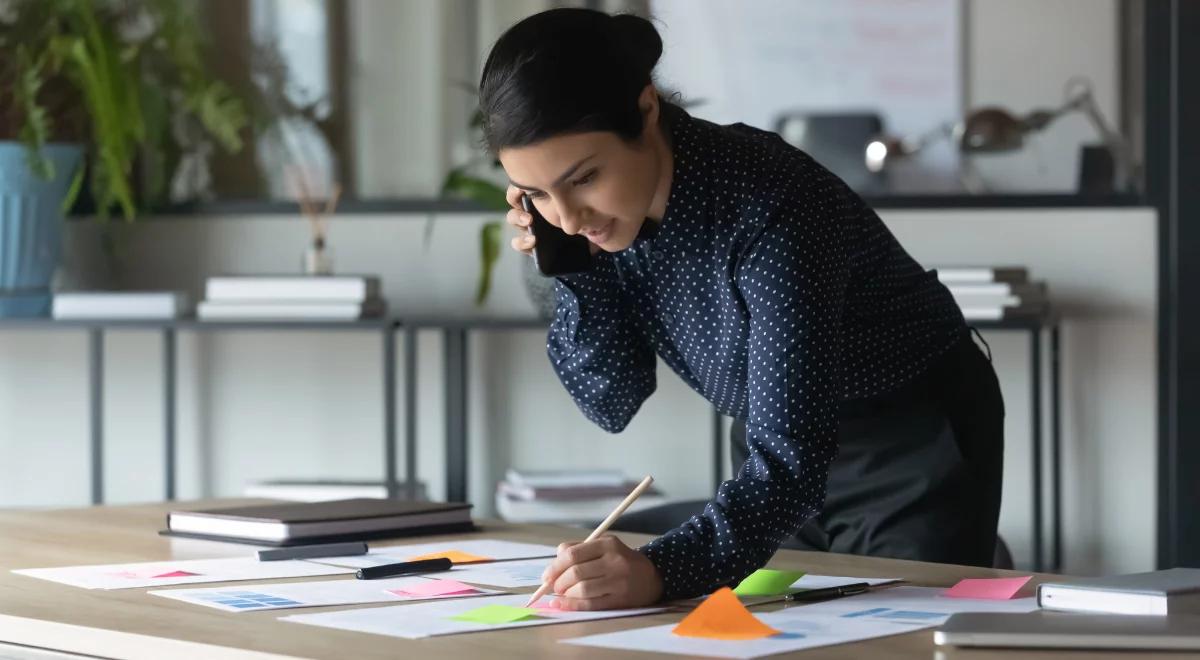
[746,581,872,607]
[355,557,453,580]
[783,581,871,602]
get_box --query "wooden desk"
[0,500,1161,660]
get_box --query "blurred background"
[1,0,1195,581]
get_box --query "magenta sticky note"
[389,579,480,598]
[152,570,200,578]
[942,576,1032,600]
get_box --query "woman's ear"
[639,84,660,129]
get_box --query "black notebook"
[161,498,475,546]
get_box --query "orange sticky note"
[406,550,492,564]
[672,587,781,640]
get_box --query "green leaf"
[61,162,86,214]
[13,47,54,179]
[197,81,247,153]
[440,169,509,211]
[475,221,504,306]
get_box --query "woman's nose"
[554,200,585,235]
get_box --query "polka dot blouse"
[546,105,967,600]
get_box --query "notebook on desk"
[161,498,475,546]
[1037,568,1200,615]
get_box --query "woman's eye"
[572,170,597,186]
[527,191,547,200]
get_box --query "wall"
[0,206,1156,576]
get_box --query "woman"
[481,8,1004,610]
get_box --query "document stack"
[935,266,1049,322]
[197,275,385,321]
[52,291,189,320]
[495,468,667,525]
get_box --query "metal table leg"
[383,325,398,499]
[1031,328,1044,572]
[89,328,104,505]
[163,328,177,501]
[404,326,419,500]
[1051,324,1063,572]
[445,328,469,503]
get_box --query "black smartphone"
[522,195,593,276]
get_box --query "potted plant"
[439,102,559,318]
[0,0,248,316]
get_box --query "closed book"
[952,293,1021,309]
[504,468,628,489]
[165,498,473,546]
[495,493,669,524]
[936,267,1029,285]
[1037,568,1200,616]
[197,298,385,321]
[52,291,189,319]
[960,302,1049,322]
[497,480,662,502]
[206,276,380,302]
[947,282,1047,300]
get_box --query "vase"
[0,142,83,317]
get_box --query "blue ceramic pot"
[0,141,83,317]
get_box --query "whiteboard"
[651,0,963,191]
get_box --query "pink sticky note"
[152,570,200,578]
[389,579,480,598]
[942,576,1032,600]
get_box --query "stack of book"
[165,498,473,546]
[495,468,667,525]
[197,275,384,321]
[52,291,189,320]
[936,266,1049,321]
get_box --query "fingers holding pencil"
[524,475,663,611]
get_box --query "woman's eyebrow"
[510,153,597,192]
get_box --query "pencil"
[524,474,655,607]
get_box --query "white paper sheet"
[280,593,668,639]
[780,586,1040,622]
[307,539,557,569]
[434,558,550,587]
[12,556,350,590]
[150,576,504,612]
[563,611,927,659]
[563,586,1040,658]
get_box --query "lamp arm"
[1064,79,1133,190]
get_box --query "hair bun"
[611,14,663,79]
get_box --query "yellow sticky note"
[450,604,541,625]
[406,550,492,564]
[733,569,806,597]
[673,587,781,640]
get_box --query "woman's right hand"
[506,184,536,257]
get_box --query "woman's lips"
[583,218,614,244]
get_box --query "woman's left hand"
[538,535,664,611]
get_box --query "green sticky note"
[733,569,807,597]
[450,604,542,625]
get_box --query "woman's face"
[499,94,668,252]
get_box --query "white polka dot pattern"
[545,107,966,600]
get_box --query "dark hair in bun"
[479,8,667,154]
